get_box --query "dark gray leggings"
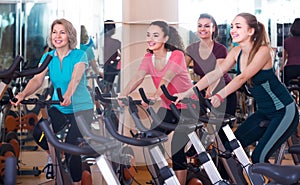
[33,107,94,182]
[234,103,299,163]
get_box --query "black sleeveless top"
[236,51,293,114]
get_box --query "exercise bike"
[0,54,53,183]
[159,84,267,185]
[11,87,122,185]
[95,87,181,185]
[138,87,231,185]
[251,144,300,184]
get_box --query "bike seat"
[289,144,300,155]
[198,113,236,127]
[288,78,300,86]
[251,163,300,184]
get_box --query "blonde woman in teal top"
[12,18,94,184]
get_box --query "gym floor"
[16,139,296,185]
[17,146,153,185]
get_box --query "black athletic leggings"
[153,107,191,171]
[33,107,94,182]
[282,65,300,86]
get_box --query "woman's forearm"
[195,67,224,92]
[21,78,44,98]
[218,74,247,99]
[21,69,47,98]
[120,78,143,97]
[64,63,85,98]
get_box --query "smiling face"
[197,18,215,40]
[146,25,169,52]
[230,16,254,44]
[51,23,69,49]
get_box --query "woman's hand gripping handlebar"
[9,88,98,156]
[160,84,200,121]
[192,86,236,124]
[160,84,234,127]
[10,87,64,107]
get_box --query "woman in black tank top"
[175,13,299,164]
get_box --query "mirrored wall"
[0,0,104,71]
[1,0,299,70]
[178,0,300,49]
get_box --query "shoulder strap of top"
[236,51,242,75]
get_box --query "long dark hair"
[104,20,116,37]
[291,18,300,36]
[236,13,271,65]
[236,13,272,85]
[147,20,185,53]
[199,13,219,39]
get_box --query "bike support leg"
[188,132,226,185]
[96,155,121,185]
[222,125,265,185]
[150,145,181,185]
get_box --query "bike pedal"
[42,163,55,179]
[218,150,232,159]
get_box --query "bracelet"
[215,93,224,103]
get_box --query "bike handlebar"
[104,116,168,146]
[95,87,142,106]
[38,120,97,155]
[160,85,177,102]
[138,88,155,105]
[76,115,117,144]
[160,84,236,126]
[95,87,116,104]
[13,54,52,78]
[192,86,236,123]
[138,87,177,130]
[9,87,64,105]
[1,54,52,80]
[94,87,168,146]
[160,84,197,120]
[12,87,119,155]
[0,56,23,79]
[39,118,120,156]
